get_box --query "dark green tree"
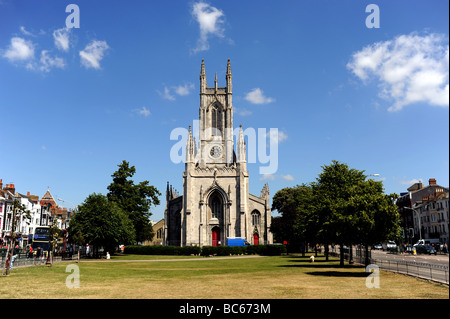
[271,184,313,253]
[312,161,366,265]
[68,193,135,255]
[313,160,400,266]
[107,160,161,243]
[347,179,400,265]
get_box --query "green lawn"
[0,254,447,299]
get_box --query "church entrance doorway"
[253,233,259,245]
[212,227,221,246]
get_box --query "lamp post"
[413,206,422,241]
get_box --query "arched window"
[210,192,223,220]
[252,210,261,226]
[211,103,222,136]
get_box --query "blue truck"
[227,237,250,247]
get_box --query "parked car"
[415,244,437,255]
[382,241,397,252]
[373,244,382,250]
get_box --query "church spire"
[200,59,206,94]
[214,72,218,91]
[226,59,232,94]
[237,124,246,164]
[186,125,195,163]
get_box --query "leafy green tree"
[2,199,31,275]
[107,160,161,243]
[272,184,313,253]
[313,160,400,266]
[347,180,400,265]
[68,193,135,255]
[312,161,367,265]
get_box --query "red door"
[212,227,220,246]
[253,233,259,245]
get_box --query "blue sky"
[1,0,448,221]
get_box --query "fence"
[328,245,448,284]
[328,245,371,265]
[0,253,64,270]
[371,258,449,285]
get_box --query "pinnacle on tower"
[237,124,246,163]
[200,59,206,93]
[226,59,232,93]
[214,72,218,90]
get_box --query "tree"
[107,160,161,243]
[313,160,400,266]
[2,199,30,276]
[48,224,62,267]
[348,180,400,265]
[271,184,313,253]
[68,193,135,255]
[311,161,366,265]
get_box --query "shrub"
[123,245,201,256]
[201,245,286,256]
[123,244,286,256]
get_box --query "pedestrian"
[35,246,42,265]
[106,252,110,260]
[10,245,19,270]
[28,245,33,258]
[86,244,90,257]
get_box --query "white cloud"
[191,2,226,53]
[233,108,252,116]
[266,130,287,145]
[260,174,276,181]
[174,83,195,96]
[79,40,109,69]
[53,28,70,52]
[159,83,195,100]
[39,50,65,72]
[2,37,34,62]
[20,26,34,36]
[134,106,151,117]
[260,174,294,181]
[158,86,176,101]
[245,88,275,104]
[347,32,449,111]
[401,178,423,185]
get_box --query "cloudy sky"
[0,0,448,221]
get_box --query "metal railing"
[0,254,64,270]
[371,258,449,285]
[328,245,449,285]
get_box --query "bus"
[29,226,51,252]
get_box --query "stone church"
[164,59,273,247]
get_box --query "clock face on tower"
[209,145,222,158]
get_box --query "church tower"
[165,60,272,247]
[197,59,234,166]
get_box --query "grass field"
[0,254,448,299]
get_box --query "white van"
[413,239,440,246]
